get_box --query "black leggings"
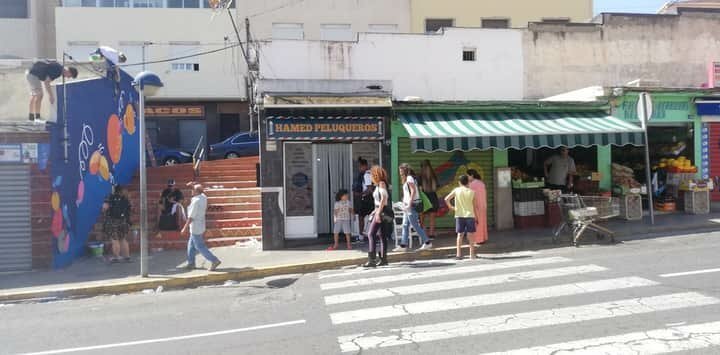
[367,220,391,255]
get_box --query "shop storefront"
[695,98,720,201]
[613,91,708,213]
[392,103,645,231]
[258,79,393,249]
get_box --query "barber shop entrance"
[282,141,382,239]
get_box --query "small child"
[329,189,353,250]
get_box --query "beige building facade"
[0,0,57,59]
[409,0,593,33]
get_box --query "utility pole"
[245,17,255,134]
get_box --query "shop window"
[171,63,200,71]
[133,0,163,8]
[462,48,476,62]
[481,18,510,29]
[169,43,200,71]
[0,0,28,17]
[425,18,453,33]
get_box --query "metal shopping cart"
[553,194,619,247]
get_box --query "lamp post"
[133,71,164,277]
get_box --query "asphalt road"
[2,231,720,355]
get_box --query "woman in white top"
[394,163,432,252]
[364,165,392,267]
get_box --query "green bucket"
[88,242,104,257]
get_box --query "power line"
[119,42,243,67]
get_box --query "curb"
[2,221,717,302]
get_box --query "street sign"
[637,92,653,129]
[637,92,655,225]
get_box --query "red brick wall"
[31,164,53,269]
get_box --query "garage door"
[0,164,31,271]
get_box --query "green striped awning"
[400,111,645,152]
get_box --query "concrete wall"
[238,0,411,40]
[0,0,57,59]
[409,0,593,32]
[55,7,244,99]
[259,28,524,101]
[525,11,720,98]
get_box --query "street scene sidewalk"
[2,210,719,303]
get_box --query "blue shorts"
[456,217,476,234]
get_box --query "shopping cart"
[553,194,619,247]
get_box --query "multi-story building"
[410,0,593,33]
[53,0,412,153]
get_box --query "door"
[0,164,31,271]
[284,142,315,239]
[178,119,206,153]
[314,144,353,235]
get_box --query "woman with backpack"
[102,185,132,263]
[394,163,432,252]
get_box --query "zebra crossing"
[318,255,720,354]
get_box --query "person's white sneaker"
[418,243,433,250]
[392,246,408,252]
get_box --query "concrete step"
[205,226,262,238]
[206,195,260,204]
[204,188,261,197]
[207,217,262,229]
[148,236,261,250]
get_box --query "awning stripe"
[400,111,645,152]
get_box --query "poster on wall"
[48,69,140,268]
[432,151,488,217]
[0,144,22,163]
[21,143,38,164]
[285,143,313,216]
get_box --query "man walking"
[26,61,78,122]
[182,184,221,271]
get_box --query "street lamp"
[133,71,164,277]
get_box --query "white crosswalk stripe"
[324,264,606,305]
[337,292,718,352]
[320,256,570,290]
[480,321,720,355]
[329,277,658,324]
[320,256,720,354]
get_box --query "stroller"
[553,194,619,247]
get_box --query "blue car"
[209,131,259,159]
[153,145,193,166]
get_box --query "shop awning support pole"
[639,92,655,225]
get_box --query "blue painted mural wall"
[49,71,140,268]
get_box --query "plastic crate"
[513,201,545,216]
[683,190,710,215]
[619,194,643,220]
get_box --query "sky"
[594,0,671,15]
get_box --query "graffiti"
[78,124,94,178]
[49,69,140,268]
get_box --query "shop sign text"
[267,117,384,140]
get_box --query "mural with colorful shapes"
[49,70,140,268]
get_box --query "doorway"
[313,144,353,235]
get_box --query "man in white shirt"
[181,184,221,271]
[544,147,576,192]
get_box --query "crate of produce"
[513,201,545,217]
[682,190,710,215]
[512,180,546,189]
[619,194,643,220]
[514,215,545,229]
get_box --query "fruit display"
[611,163,641,189]
[654,156,697,173]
